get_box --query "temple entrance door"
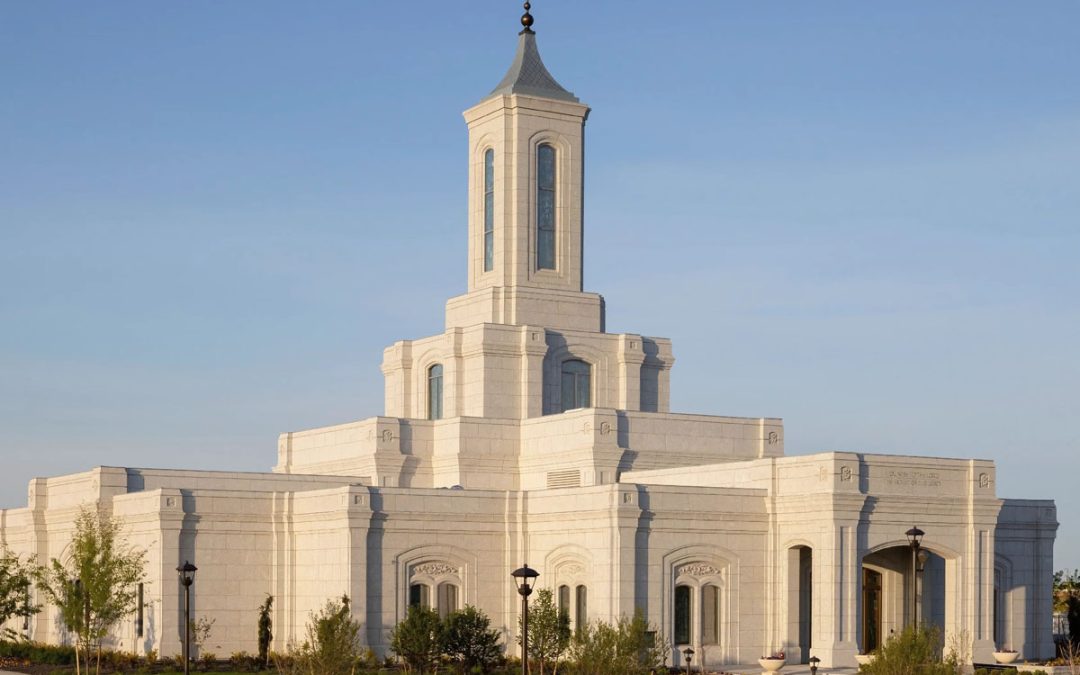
[863,568,883,653]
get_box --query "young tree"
[0,546,40,640]
[517,588,570,675]
[1056,569,1080,646]
[33,505,147,675]
[305,595,362,675]
[442,605,501,672]
[390,605,443,674]
[257,595,273,669]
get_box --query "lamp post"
[511,564,539,675]
[810,655,820,675]
[905,527,924,629]
[683,646,695,675]
[177,561,197,675]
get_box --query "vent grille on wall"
[547,469,581,489]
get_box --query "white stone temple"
[0,9,1059,670]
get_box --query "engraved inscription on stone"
[886,470,941,488]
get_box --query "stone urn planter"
[855,654,877,666]
[759,657,786,672]
[993,651,1019,664]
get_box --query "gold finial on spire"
[520,2,535,33]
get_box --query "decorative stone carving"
[979,473,991,489]
[676,563,722,578]
[818,466,827,482]
[560,563,585,578]
[381,429,393,443]
[600,421,612,435]
[767,431,779,444]
[412,562,458,578]
[583,421,592,434]
[840,466,853,482]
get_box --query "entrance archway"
[786,546,813,663]
[861,545,951,653]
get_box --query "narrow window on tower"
[536,143,556,270]
[428,364,443,420]
[484,149,495,272]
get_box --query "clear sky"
[1,2,1077,569]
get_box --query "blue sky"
[1,2,1077,568]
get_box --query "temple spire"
[486,2,578,103]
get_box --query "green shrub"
[858,625,958,675]
[390,605,444,673]
[568,610,668,675]
[442,605,502,672]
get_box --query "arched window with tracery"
[408,562,460,618]
[672,561,726,649]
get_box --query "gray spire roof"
[487,31,579,103]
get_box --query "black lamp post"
[810,655,820,675]
[905,527,924,629]
[682,646,695,675]
[177,561,197,675]
[511,564,539,675]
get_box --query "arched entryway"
[786,545,813,663]
[861,545,951,653]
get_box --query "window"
[428,364,443,420]
[484,149,495,272]
[558,585,570,618]
[575,585,588,634]
[560,359,591,411]
[136,583,144,638]
[702,584,720,645]
[410,583,430,609]
[537,144,556,270]
[437,582,458,619]
[674,584,691,645]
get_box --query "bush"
[859,625,958,675]
[568,610,667,675]
[391,605,444,673]
[0,640,76,665]
[442,605,502,672]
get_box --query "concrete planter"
[994,652,1020,664]
[855,654,877,666]
[759,658,786,672]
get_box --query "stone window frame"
[528,131,573,281]
[543,343,608,415]
[663,545,737,663]
[483,147,496,273]
[396,545,475,624]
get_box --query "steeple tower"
[445,4,602,333]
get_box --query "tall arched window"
[437,582,459,619]
[674,584,691,645]
[428,364,443,420]
[560,359,591,412]
[410,583,430,608]
[702,584,720,645]
[483,149,495,272]
[575,585,588,635]
[536,143,556,270]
